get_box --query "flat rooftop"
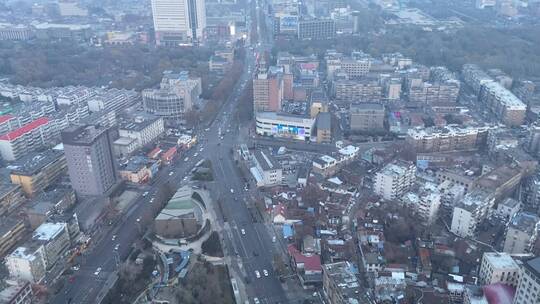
[8,150,64,176]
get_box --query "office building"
[374,160,416,201]
[151,0,206,45]
[322,262,360,304]
[9,150,67,198]
[0,117,53,161]
[117,115,164,150]
[513,257,540,304]
[406,125,490,153]
[142,71,201,125]
[503,212,540,255]
[297,18,336,40]
[479,252,519,286]
[450,190,495,238]
[31,222,70,268]
[251,150,283,187]
[0,24,33,41]
[62,125,117,196]
[349,103,385,132]
[57,0,88,16]
[255,112,315,141]
[253,66,284,113]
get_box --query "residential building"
[408,81,460,104]
[503,212,540,255]
[316,112,332,143]
[462,64,493,95]
[450,190,495,238]
[0,280,34,304]
[309,90,329,118]
[333,79,383,102]
[297,18,336,40]
[118,156,160,184]
[0,184,25,216]
[0,117,53,161]
[151,0,206,45]
[253,66,284,112]
[513,256,540,304]
[497,197,521,219]
[5,245,47,283]
[406,125,490,153]
[287,245,322,287]
[250,150,283,187]
[402,183,441,224]
[312,155,339,177]
[86,89,138,113]
[349,103,385,132]
[31,222,70,268]
[25,187,77,229]
[9,150,67,198]
[142,71,201,125]
[255,112,315,141]
[479,81,526,126]
[0,217,27,258]
[479,252,520,286]
[322,261,360,304]
[58,0,88,16]
[374,160,416,200]
[0,24,33,41]
[62,125,117,196]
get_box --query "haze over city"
[0,0,540,304]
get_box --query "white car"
[230,189,234,194]
[111,235,117,241]
[169,171,174,176]
[255,270,261,279]
[149,198,155,203]
[142,191,149,197]
[184,157,189,162]
[114,244,120,251]
[241,229,246,235]
[94,267,102,276]
[263,269,269,277]
[194,153,198,157]
[253,298,260,304]
[199,147,204,152]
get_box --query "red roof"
[162,147,177,159]
[148,147,162,159]
[0,115,13,124]
[0,117,49,141]
[287,244,321,272]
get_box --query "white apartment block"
[118,116,165,149]
[251,150,283,187]
[450,190,495,238]
[479,252,519,286]
[374,160,416,201]
[5,246,47,283]
[503,212,540,255]
[151,0,206,44]
[402,182,441,224]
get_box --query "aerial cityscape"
[0,0,540,303]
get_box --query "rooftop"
[8,150,65,176]
[350,103,384,112]
[508,212,540,234]
[316,112,331,130]
[523,256,540,279]
[61,124,110,146]
[119,115,162,132]
[32,222,66,242]
[256,111,315,125]
[483,252,518,270]
[254,150,281,171]
[322,261,360,300]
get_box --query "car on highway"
[255,270,261,279]
[142,191,149,197]
[263,269,269,277]
[71,265,80,271]
[253,298,260,304]
[111,235,117,241]
[94,267,102,276]
[169,171,174,176]
[184,157,189,162]
[241,228,246,235]
[114,244,120,251]
[272,236,276,243]
[194,153,198,157]
[230,188,234,194]
[149,198,155,203]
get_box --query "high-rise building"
[513,257,540,304]
[253,66,284,113]
[479,252,520,286]
[151,0,206,45]
[349,103,385,132]
[62,125,117,196]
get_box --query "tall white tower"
[151,0,206,45]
